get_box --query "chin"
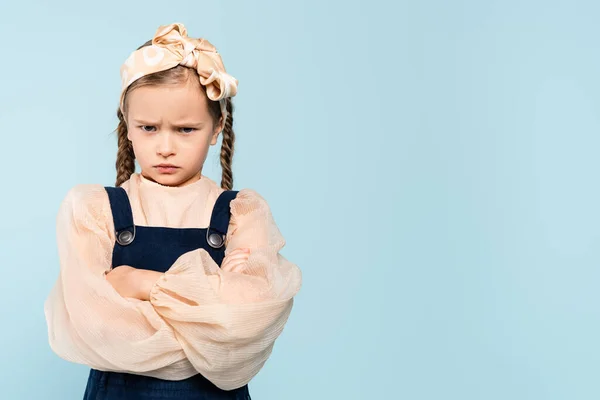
[149,170,199,187]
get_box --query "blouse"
[43,173,302,390]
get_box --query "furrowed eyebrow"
[130,118,205,127]
[173,121,205,126]
[130,118,161,125]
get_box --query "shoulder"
[226,188,285,246]
[59,184,112,223]
[62,183,109,205]
[230,188,271,218]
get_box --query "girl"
[44,23,302,400]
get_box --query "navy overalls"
[83,186,251,400]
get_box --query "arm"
[105,249,251,301]
[44,185,186,374]
[104,266,163,301]
[148,189,302,390]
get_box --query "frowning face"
[125,79,223,187]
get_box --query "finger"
[222,259,249,272]
[222,256,248,268]
[222,254,250,266]
[224,253,251,263]
[223,253,251,263]
[227,248,251,257]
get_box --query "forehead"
[126,83,210,120]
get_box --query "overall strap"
[104,187,136,246]
[206,190,239,249]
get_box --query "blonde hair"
[115,40,235,189]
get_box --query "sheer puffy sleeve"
[149,188,302,390]
[44,184,186,374]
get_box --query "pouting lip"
[154,164,180,168]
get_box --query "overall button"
[117,230,134,245]
[207,232,224,248]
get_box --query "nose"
[156,131,176,158]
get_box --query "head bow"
[119,23,238,124]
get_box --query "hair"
[115,40,235,190]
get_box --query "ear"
[210,116,224,146]
[210,130,221,146]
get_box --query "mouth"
[154,164,180,174]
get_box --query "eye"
[180,127,196,134]
[141,125,156,132]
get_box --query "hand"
[222,248,251,272]
[105,266,163,301]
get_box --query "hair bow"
[119,23,238,122]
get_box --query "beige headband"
[119,23,238,126]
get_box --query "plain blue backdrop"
[0,0,599,399]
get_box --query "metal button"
[207,232,224,248]
[117,230,134,245]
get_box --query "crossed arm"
[104,248,252,300]
[44,184,301,390]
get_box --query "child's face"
[125,81,223,187]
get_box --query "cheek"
[180,136,211,161]
[182,136,210,153]
[129,135,152,160]
[189,129,214,147]
[127,129,141,146]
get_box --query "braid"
[115,108,136,187]
[219,98,235,190]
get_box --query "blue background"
[0,0,598,399]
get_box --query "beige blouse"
[43,173,302,390]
